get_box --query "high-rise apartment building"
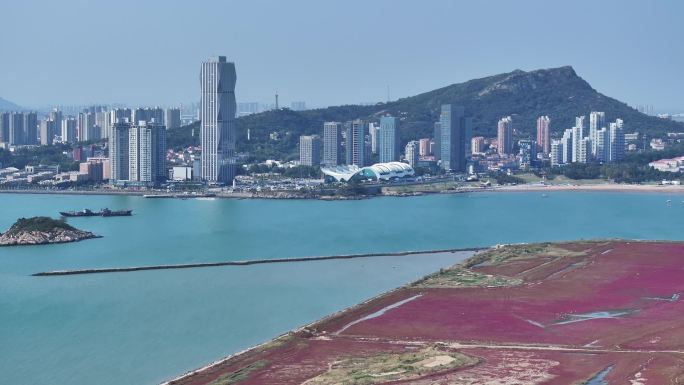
[589,111,605,131]
[61,117,78,144]
[419,138,431,157]
[471,136,485,155]
[345,119,366,167]
[589,111,606,157]
[497,116,513,155]
[378,116,398,163]
[404,140,419,168]
[299,135,322,166]
[37,109,61,145]
[96,111,109,139]
[594,127,609,162]
[164,108,181,129]
[571,125,584,163]
[609,121,625,162]
[110,121,131,182]
[9,112,24,145]
[433,122,441,161]
[536,116,550,154]
[111,108,132,125]
[78,112,99,142]
[561,128,573,164]
[132,107,164,125]
[39,119,55,145]
[8,112,22,145]
[24,112,38,145]
[439,104,468,172]
[0,112,8,143]
[128,121,167,184]
[200,56,237,183]
[6,112,36,145]
[518,139,537,169]
[578,137,591,163]
[47,109,63,143]
[550,140,562,166]
[322,121,343,166]
[369,123,379,154]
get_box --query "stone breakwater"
[32,247,486,276]
[0,228,100,246]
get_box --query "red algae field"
[167,241,684,385]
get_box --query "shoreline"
[159,247,482,385]
[157,239,682,385]
[2,182,684,200]
[489,183,684,194]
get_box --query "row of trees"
[0,145,79,171]
[546,162,680,184]
[240,164,322,179]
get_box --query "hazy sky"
[1,0,682,111]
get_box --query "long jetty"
[32,247,486,277]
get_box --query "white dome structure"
[321,162,415,182]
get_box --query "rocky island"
[0,216,100,246]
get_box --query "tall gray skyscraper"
[433,121,441,161]
[378,116,398,163]
[200,56,237,183]
[8,112,27,145]
[0,112,9,143]
[322,121,343,166]
[440,105,468,172]
[110,121,131,182]
[23,112,38,145]
[164,108,182,129]
[345,119,366,167]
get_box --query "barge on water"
[59,208,133,217]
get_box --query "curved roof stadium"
[321,162,415,182]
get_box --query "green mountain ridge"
[168,66,684,161]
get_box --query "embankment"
[32,247,486,277]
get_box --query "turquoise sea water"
[0,191,682,385]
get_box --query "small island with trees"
[0,217,100,246]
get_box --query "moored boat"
[60,208,133,217]
[59,209,98,217]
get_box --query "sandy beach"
[492,183,684,194]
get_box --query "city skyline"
[1,1,683,111]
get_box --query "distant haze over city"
[1,0,683,111]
